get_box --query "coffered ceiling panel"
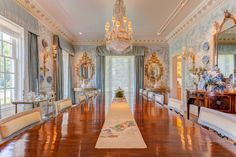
[34,0,203,43]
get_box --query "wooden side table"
[12,99,52,114]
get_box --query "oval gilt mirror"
[76,52,95,81]
[145,53,163,83]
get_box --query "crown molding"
[73,39,167,46]
[166,0,227,42]
[158,0,189,35]
[15,0,74,42]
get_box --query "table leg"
[187,103,190,120]
[15,104,17,114]
[198,106,201,117]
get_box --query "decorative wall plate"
[203,42,209,51]
[47,76,52,84]
[202,55,209,65]
[40,75,44,83]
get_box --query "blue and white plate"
[203,42,209,51]
[40,75,44,83]
[202,55,209,65]
[47,76,52,84]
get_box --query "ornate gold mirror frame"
[213,10,236,66]
[145,53,164,83]
[76,52,95,82]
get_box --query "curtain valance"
[96,45,145,56]
[53,35,75,55]
[0,0,39,35]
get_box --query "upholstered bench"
[198,107,236,142]
[77,95,87,104]
[142,90,149,98]
[87,92,95,99]
[0,108,42,140]
[139,89,143,95]
[154,94,164,105]
[168,98,183,115]
[75,94,86,104]
[54,99,72,114]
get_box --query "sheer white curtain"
[62,50,69,99]
[105,56,135,106]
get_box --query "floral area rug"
[95,100,147,149]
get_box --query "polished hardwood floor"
[0,95,236,157]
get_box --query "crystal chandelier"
[105,0,133,54]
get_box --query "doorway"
[172,55,182,100]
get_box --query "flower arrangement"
[204,66,226,92]
[115,87,125,98]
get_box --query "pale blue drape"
[68,55,74,103]
[28,32,39,93]
[135,56,144,97]
[56,48,64,100]
[53,35,75,100]
[96,55,106,93]
[53,35,64,100]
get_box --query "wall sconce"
[182,47,195,63]
[52,44,57,61]
[182,47,196,73]
[40,39,50,76]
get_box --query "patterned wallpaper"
[169,0,236,91]
[72,44,169,89]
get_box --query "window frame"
[0,33,17,106]
[0,15,24,114]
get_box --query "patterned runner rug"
[95,99,147,149]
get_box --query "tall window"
[105,56,135,107]
[0,33,16,106]
[0,15,24,118]
[62,50,69,99]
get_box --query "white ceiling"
[35,0,203,42]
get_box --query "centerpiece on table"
[114,87,125,101]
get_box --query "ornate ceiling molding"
[15,0,74,42]
[73,39,168,46]
[166,0,227,42]
[15,0,207,45]
[158,0,189,35]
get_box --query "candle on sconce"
[182,47,187,58]
[189,48,193,53]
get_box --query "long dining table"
[0,94,235,157]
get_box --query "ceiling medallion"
[105,0,133,54]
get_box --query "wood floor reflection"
[0,95,235,157]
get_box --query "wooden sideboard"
[150,88,170,104]
[186,90,236,119]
